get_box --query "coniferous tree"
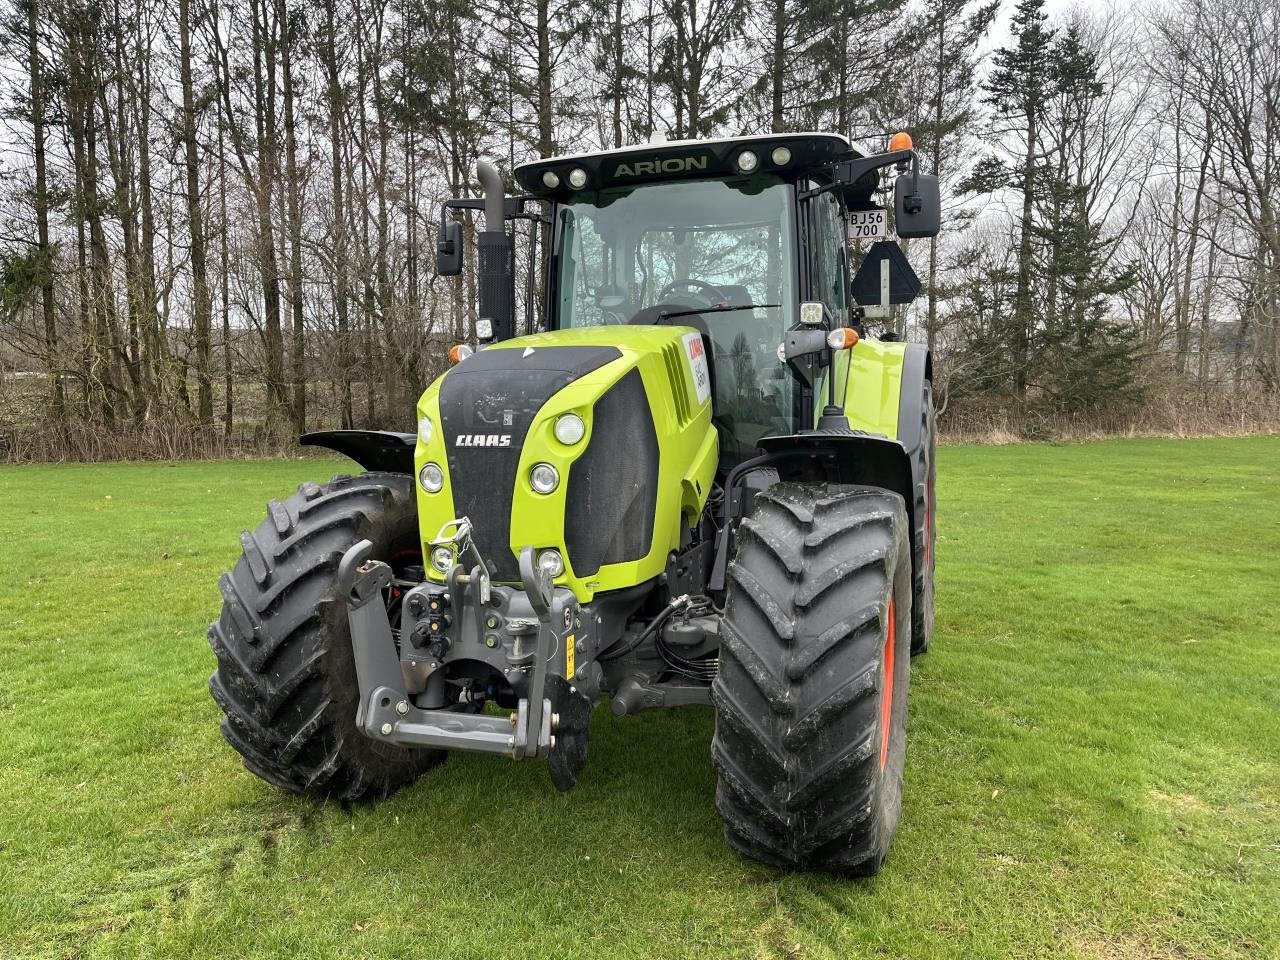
[983,0,1059,405]
[1032,23,1139,413]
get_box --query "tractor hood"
[414,326,718,602]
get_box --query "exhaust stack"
[476,160,514,343]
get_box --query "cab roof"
[513,133,862,199]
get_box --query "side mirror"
[894,173,941,238]
[436,219,463,276]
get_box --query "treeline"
[0,0,1276,460]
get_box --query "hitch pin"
[429,516,492,603]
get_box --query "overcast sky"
[988,0,1117,46]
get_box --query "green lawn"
[2,437,1278,959]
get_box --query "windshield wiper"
[656,303,780,321]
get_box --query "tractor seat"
[713,284,753,310]
[627,282,754,332]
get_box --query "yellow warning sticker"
[565,634,575,679]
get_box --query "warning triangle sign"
[850,240,921,307]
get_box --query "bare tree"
[179,0,214,424]
[1155,0,1279,390]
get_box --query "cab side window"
[811,192,850,323]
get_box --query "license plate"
[847,208,886,241]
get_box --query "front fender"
[756,430,915,535]
[300,430,417,474]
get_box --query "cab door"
[807,190,851,324]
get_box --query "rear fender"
[822,338,932,518]
[300,430,417,474]
[894,343,933,489]
[826,339,929,433]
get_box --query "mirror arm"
[442,195,548,223]
[798,149,914,202]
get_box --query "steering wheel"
[657,278,730,304]
[596,294,630,325]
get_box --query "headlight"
[568,167,588,189]
[430,546,454,573]
[736,150,759,173]
[529,463,559,494]
[417,416,433,444]
[554,413,585,445]
[542,170,560,189]
[537,549,565,578]
[419,462,444,493]
[771,145,792,166]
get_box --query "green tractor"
[209,132,940,874]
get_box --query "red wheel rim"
[925,474,934,567]
[879,595,896,770]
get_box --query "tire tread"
[208,472,440,802]
[712,482,912,873]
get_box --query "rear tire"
[712,483,912,874]
[911,381,937,655]
[208,472,441,801]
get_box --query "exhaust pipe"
[476,160,514,343]
[478,160,505,233]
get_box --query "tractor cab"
[505,133,939,468]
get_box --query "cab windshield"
[552,176,796,464]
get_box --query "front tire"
[712,483,912,874]
[208,472,441,800]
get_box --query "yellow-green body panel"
[819,336,907,438]
[414,326,717,603]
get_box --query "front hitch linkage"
[336,539,553,759]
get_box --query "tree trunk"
[134,10,164,410]
[98,10,146,418]
[1175,118,1212,375]
[180,0,214,425]
[354,9,377,424]
[251,0,289,428]
[1011,103,1037,404]
[28,0,63,418]
[69,89,94,416]
[277,0,307,432]
[612,0,625,147]
[1198,204,1221,385]
[770,0,785,132]
[925,6,946,359]
[645,0,655,138]
[537,0,553,155]
[322,0,353,428]
[218,121,234,438]
[370,8,396,417]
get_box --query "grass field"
[2,437,1278,959]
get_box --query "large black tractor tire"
[208,472,441,801]
[712,483,912,874]
[911,381,937,655]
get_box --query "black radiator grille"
[437,345,621,581]
[564,369,660,578]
